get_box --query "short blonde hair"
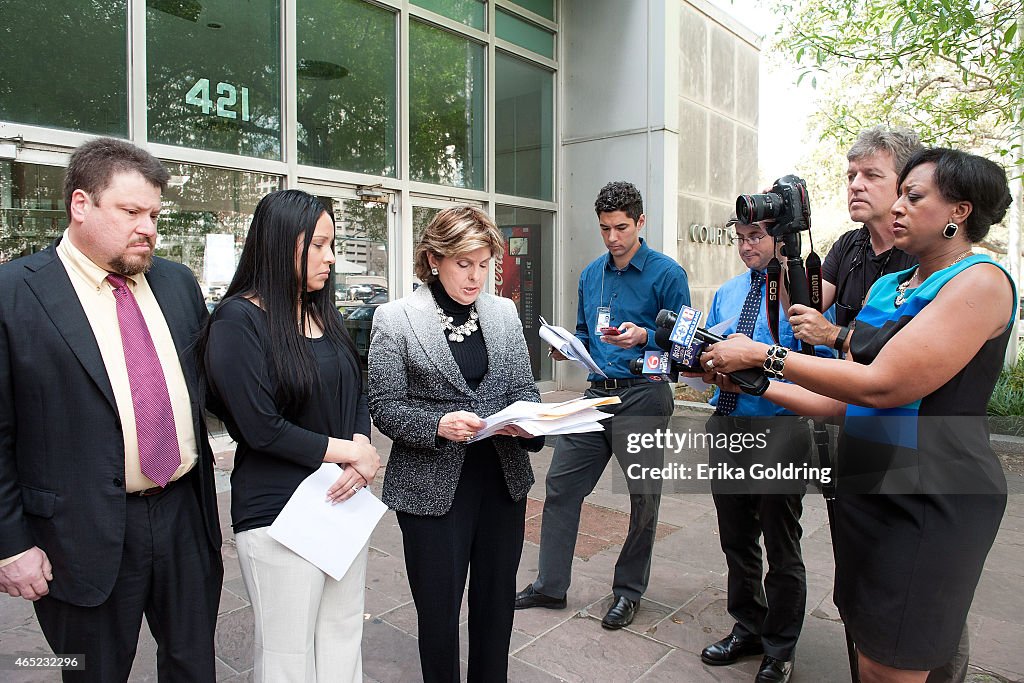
[414,206,505,283]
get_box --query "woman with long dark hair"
[198,189,380,682]
[700,148,1014,683]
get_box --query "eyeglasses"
[729,233,770,246]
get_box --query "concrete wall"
[676,0,760,313]
[558,0,759,389]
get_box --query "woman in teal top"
[698,148,1014,682]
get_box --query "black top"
[821,226,917,327]
[206,297,370,533]
[430,280,488,390]
[429,281,543,455]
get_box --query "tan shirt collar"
[57,229,139,291]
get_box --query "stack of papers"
[469,395,621,441]
[539,317,607,378]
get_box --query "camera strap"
[806,250,823,312]
[765,256,782,345]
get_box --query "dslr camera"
[736,174,811,237]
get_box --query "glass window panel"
[297,0,397,175]
[496,53,554,201]
[496,9,554,59]
[147,1,281,159]
[0,162,67,263]
[495,205,554,381]
[411,0,486,30]
[409,21,485,190]
[507,0,555,21]
[158,165,281,294]
[325,198,390,372]
[412,206,442,248]
[0,1,127,135]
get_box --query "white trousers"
[236,527,368,683]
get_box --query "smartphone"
[600,327,622,336]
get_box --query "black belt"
[590,378,653,390]
[127,468,193,497]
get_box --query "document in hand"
[268,463,388,580]
[469,395,621,441]
[539,316,608,378]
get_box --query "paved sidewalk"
[1,393,1022,681]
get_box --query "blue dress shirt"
[706,269,836,416]
[574,238,690,380]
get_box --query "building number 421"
[185,79,251,122]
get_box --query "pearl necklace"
[436,304,479,342]
[894,250,973,307]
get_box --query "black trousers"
[397,447,527,683]
[708,415,808,661]
[34,479,222,682]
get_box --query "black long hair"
[197,189,357,414]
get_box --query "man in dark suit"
[0,138,223,681]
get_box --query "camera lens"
[736,192,784,223]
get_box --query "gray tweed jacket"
[367,286,541,516]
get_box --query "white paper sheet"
[469,397,620,441]
[539,317,607,378]
[268,464,388,580]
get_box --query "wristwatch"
[833,325,850,352]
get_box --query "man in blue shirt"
[515,181,690,629]
[698,215,833,683]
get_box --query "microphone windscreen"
[655,309,676,328]
[654,327,673,352]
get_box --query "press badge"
[597,306,611,330]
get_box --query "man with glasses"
[697,214,835,683]
[788,126,922,354]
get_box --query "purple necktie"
[106,274,181,488]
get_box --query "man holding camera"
[699,214,836,683]
[787,126,922,352]
[514,181,690,629]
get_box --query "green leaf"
[1005,22,1018,45]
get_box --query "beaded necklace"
[436,304,479,342]
[894,250,973,307]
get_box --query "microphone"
[654,308,769,396]
[628,350,679,382]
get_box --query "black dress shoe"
[514,584,567,610]
[700,633,764,665]
[755,655,793,683]
[600,595,638,629]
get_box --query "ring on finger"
[706,358,714,369]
